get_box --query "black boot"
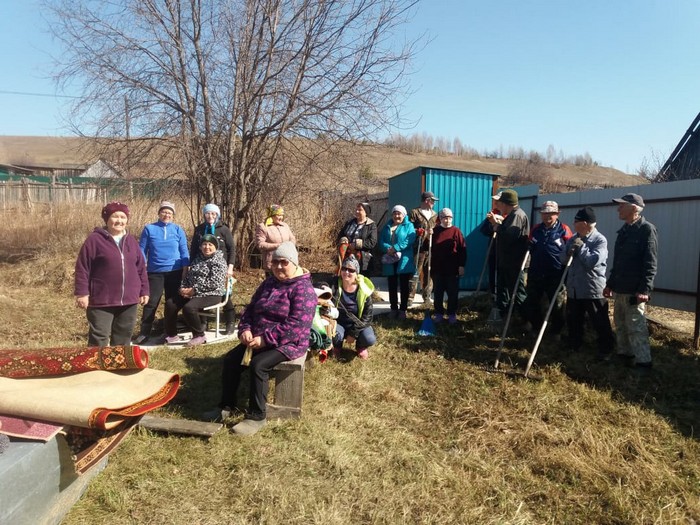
[224,309,236,335]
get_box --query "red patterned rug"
[0,345,149,378]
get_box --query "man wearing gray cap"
[603,193,658,369]
[408,191,439,307]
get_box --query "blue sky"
[1,0,699,173]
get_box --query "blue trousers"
[333,323,376,350]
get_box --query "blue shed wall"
[389,166,498,290]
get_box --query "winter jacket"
[607,216,658,295]
[561,228,608,299]
[75,227,149,307]
[480,207,529,270]
[255,221,297,270]
[409,206,438,252]
[238,271,317,360]
[528,220,572,278]
[334,274,375,338]
[336,218,377,272]
[191,221,236,267]
[430,224,467,277]
[139,221,190,273]
[181,250,227,297]
[379,215,416,276]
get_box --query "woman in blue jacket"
[379,205,416,319]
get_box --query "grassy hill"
[0,135,646,190]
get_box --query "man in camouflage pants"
[408,191,439,307]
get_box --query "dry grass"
[1,204,699,524]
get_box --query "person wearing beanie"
[256,203,297,272]
[331,254,376,359]
[561,207,615,359]
[75,201,149,347]
[409,191,439,307]
[479,189,529,320]
[430,208,467,325]
[206,238,316,436]
[163,234,228,347]
[190,203,237,334]
[379,204,416,319]
[604,193,658,369]
[336,201,377,273]
[522,200,573,339]
[134,200,190,344]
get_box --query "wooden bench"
[266,352,312,420]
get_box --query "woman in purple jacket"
[74,202,149,347]
[206,241,316,436]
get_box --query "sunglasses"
[271,259,290,267]
[341,267,357,273]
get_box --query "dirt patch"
[646,305,695,336]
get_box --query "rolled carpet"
[0,345,149,378]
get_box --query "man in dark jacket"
[604,193,658,369]
[523,200,572,338]
[481,189,529,318]
[408,191,439,307]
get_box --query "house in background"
[656,111,700,182]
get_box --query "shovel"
[493,250,530,369]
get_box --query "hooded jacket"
[379,214,417,276]
[75,227,149,307]
[334,274,375,338]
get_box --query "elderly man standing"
[603,193,658,369]
[562,207,615,359]
[523,201,572,338]
[408,191,439,307]
[481,189,529,319]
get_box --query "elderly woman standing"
[75,202,149,347]
[256,204,297,272]
[430,208,467,324]
[134,201,190,344]
[379,205,416,319]
[336,202,377,273]
[164,234,228,347]
[191,203,236,334]
[209,242,316,436]
[333,255,376,359]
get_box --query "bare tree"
[45,0,420,259]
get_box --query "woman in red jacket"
[74,202,149,347]
[430,208,467,324]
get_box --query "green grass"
[1,205,699,524]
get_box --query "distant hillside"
[0,135,646,190]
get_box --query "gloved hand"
[355,238,363,249]
[339,236,349,245]
[567,237,584,256]
[417,227,425,237]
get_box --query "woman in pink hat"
[74,202,149,347]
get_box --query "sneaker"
[232,418,267,436]
[398,310,407,320]
[187,335,207,347]
[447,314,457,325]
[432,313,445,324]
[133,334,148,345]
[165,335,181,344]
[356,348,369,360]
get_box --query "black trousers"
[566,297,615,352]
[164,295,221,337]
[140,270,182,336]
[220,344,288,420]
[388,273,411,311]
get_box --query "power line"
[0,89,77,99]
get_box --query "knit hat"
[492,189,518,206]
[574,206,596,224]
[272,241,299,267]
[200,234,220,250]
[439,207,453,218]
[342,254,361,274]
[101,201,130,222]
[612,193,645,207]
[540,200,559,213]
[358,202,372,215]
[392,204,407,216]
[268,204,284,218]
[202,203,220,219]
[158,201,175,214]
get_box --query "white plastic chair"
[201,276,235,340]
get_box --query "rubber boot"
[224,309,236,335]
